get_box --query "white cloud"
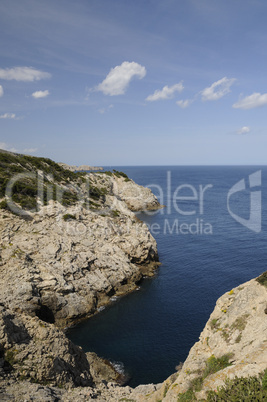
[233,93,267,109]
[201,77,236,101]
[176,99,192,108]
[98,104,114,114]
[96,61,146,96]
[146,82,184,101]
[0,142,37,154]
[0,113,16,119]
[32,90,50,99]
[22,148,38,154]
[0,67,51,81]
[0,85,3,97]
[0,142,8,150]
[237,126,250,135]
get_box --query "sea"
[67,166,267,387]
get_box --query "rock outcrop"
[1,273,266,401]
[0,306,93,388]
[140,275,267,401]
[0,201,159,329]
[0,151,162,396]
[1,150,266,400]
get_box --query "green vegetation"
[178,364,267,401]
[113,169,130,180]
[111,209,120,217]
[190,376,203,392]
[257,271,267,287]
[0,199,9,210]
[5,349,18,366]
[210,318,219,330]
[88,183,107,200]
[0,150,86,213]
[163,384,170,398]
[177,354,233,401]
[230,314,249,332]
[98,169,130,181]
[118,399,136,402]
[63,214,76,221]
[83,199,101,210]
[178,389,196,401]
[203,354,233,377]
[206,370,267,401]
[235,334,242,343]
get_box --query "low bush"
[206,372,267,401]
[203,354,233,377]
[63,214,76,221]
[257,271,267,287]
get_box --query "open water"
[67,166,267,387]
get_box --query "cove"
[67,166,267,387]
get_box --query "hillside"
[0,149,162,396]
[0,149,266,401]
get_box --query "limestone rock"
[149,276,267,401]
[110,175,162,211]
[0,170,160,328]
[0,306,93,388]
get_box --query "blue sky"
[1,0,267,165]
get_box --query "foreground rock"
[1,274,266,401]
[0,306,93,387]
[2,151,265,400]
[145,275,267,401]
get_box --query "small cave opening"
[35,305,55,324]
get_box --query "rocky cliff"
[132,274,267,401]
[1,274,266,401]
[0,150,162,398]
[0,150,266,401]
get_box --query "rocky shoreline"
[0,151,164,399]
[0,151,266,401]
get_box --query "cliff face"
[136,275,267,401]
[0,151,162,397]
[0,153,162,328]
[0,202,158,329]
[1,274,266,401]
[1,151,266,401]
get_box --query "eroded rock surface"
[146,276,267,401]
[0,155,162,398]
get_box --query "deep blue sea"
[67,166,267,387]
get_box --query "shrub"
[0,199,9,210]
[62,191,78,206]
[230,314,249,332]
[178,389,197,401]
[111,209,120,217]
[203,354,233,377]
[210,318,219,330]
[206,374,267,401]
[257,271,267,287]
[262,369,267,390]
[63,214,76,221]
[190,376,203,392]
[113,170,129,180]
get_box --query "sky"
[1,0,267,165]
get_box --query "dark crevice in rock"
[35,305,55,324]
